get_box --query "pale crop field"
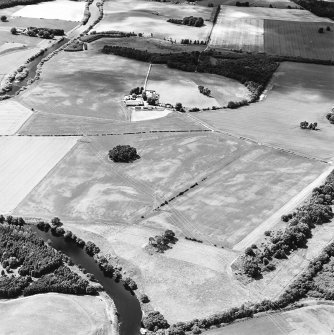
[0,100,32,134]
[264,20,334,61]
[19,52,150,120]
[196,62,334,161]
[209,17,264,52]
[0,136,77,213]
[0,293,111,335]
[168,146,326,247]
[146,64,250,108]
[12,0,86,21]
[15,132,255,223]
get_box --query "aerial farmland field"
[0,136,77,213]
[12,0,86,21]
[14,132,256,223]
[146,64,250,108]
[0,100,32,134]
[162,146,326,247]
[209,17,264,52]
[205,304,334,335]
[0,293,113,335]
[196,62,334,160]
[264,20,334,60]
[94,0,213,42]
[19,52,150,120]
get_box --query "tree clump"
[108,145,140,163]
[167,16,204,27]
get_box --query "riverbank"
[99,291,120,335]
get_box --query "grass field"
[264,20,334,60]
[0,100,32,134]
[12,0,86,21]
[0,42,26,55]
[146,64,250,108]
[94,0,213,42]
[205,305,334,334]
[209,17,264,52]
[19,52,150,120]
[196,62,334,161]
[0,136,77,213]
[0,293,113,335]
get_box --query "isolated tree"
[175,102,183,111]
[108,145,140,163]
[318,27,324,33]
[326,26,331,31]
[1,15,7,22]
[10,27,17,35]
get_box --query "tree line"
[167,16,204,27]
[241,169,334,278]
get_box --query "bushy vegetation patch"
[148,230,177,253]
[326,109,334,125]
[300,121,317,130]
[241,169,334,278]
[109,145,140,163]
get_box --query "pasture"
[0,100,32,134]
[205,305,334,335]
[12,0,86,22]
[94,0,213,42]
[196,62,334,160]
[0,136,77,213]
[19,52,150,120]
[264,20,334,61]
[0,293,112,335]
[146,64,250,108]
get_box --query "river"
[32,225,142,335]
